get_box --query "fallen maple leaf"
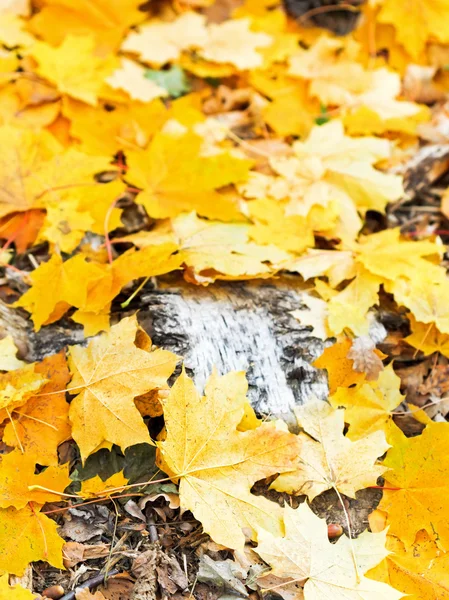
[0,364,48,426]
[3,352,71,465]
[255,503,402,600]
[378,0,449,59]
[106,58,168,102]
[291,293,330,341]
[313,338,366,394]
[405,315,449,358]
[80,472,128,499]
[68,315,178,461]
[157,368,301,549]
[367,527,449,599]
[0,450,70,509]
[15,253,107,330]
[121,12,208,66]
[0,12,33,47]
[378,423,449,551]
[0,504,65,575]
[0,574,34,599]
[28,0,146,48]
[39,199,94,253]
[272,400,388,500]
[30,35,117,105]
[248,198,314,254]
[330,365,404,442]
[0,126,113,219]
[199,19,272,70]
[126,130,251,221]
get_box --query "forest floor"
[2,1,449,599]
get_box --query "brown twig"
[58,569,119,600]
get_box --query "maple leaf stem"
[104,196,121,265]
[12,410,58,431]
[333,486,361,585]
[28,501,48,559]
[27,485,79,498]
[121,276,150,308]
[412,322,434,359]
[5,408,24,453]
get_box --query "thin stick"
[6,408,24,453]
[59,569,119,600]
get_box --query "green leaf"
[145,66,191,98]
[315,104,330,126]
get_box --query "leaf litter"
[1,0,449,598]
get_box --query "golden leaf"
[157,368,300,549]
[68,315,178,461]
[272,400,388,500]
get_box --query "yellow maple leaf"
[367,530,449,599]
[0,450,70,509]
[0,574,34,599]
[15,253,107,330]
[106,58,168,103]
[68,179,125,235]
[0,12,33,47]
[327,267,382,337]
[248,198,314,254]
[199,19,272,70]
[0,336,25,371]
[81,472,128,499]
[288,248,356,288]
[356,228,443,282]
[31,35,117,105]
[386,276,449,335]
[157,368,300,549]
[379,423,449,550]
[3,352,71,466]
[68,315,179,461]
[39,199,94,253]
[288,36,422,125]
[62,96,167,156]
[256,503,402,600]
[121,12,208,66]
[0,126,59,218]
[0,126,113,219]
[313,338,366,394]
[378,0,449,59]
[330,365,404,442]
[272,400,388,500]
[240,120,402,242]
[291,294,330,341]
[126,131,251,221]
[28,0,146,49]
[173,212,291,283]
[0,505,65,575]
[0,364,48,425]
[405,315,449,358]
